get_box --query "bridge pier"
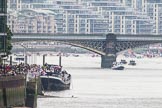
[101,55,116,68]
[101,33,117,68]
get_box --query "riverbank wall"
[0,75,38,108]
[0,75,26,108]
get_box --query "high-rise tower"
[0,0,7,54]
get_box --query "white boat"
[112,62,124,70]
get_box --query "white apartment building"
[147,3,162,34]
[8,0,110,34]
[82,0,153,34]
[121,0,143,11]
[7,0,162,34]
[60,2,108,34]
[120,0,162,34]
[7,0,22,10]
[8,9,56,33]
[7,9,17,32]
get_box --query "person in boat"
[46,68,52,76]
[41,68,47,76]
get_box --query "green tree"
[0,26,13,63]
[6,26,13,55]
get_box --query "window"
[0,36,5,52]
[0,0,7,13]
[0,16,7,33]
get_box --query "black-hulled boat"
[128,60,136,66]
[120,59,127,64]
[40,64,71,91]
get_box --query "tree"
[6,26,13,55]
[0,26,13,63]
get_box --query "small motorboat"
[120,59,127,64]
[128,60,136,66]
[111,62,124,70]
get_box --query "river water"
[28,54,162,108]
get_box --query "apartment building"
[146,3,162,34]
[59,1,108,34]
[82,0,153,34]
[8,9,56,33]
[6,0,162,34]
[7,0,22,10]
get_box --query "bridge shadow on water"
[64,67,103,70]
[65,66,162,71]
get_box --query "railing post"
[43,54,46,65]
[25,55,27,64]
[59,54,61,66]
[10,56,12,65]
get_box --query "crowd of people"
[42,63,71,82]
[0,63,71,82]
[0,63,59,77]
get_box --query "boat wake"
[38,95,77,98]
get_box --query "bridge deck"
[12,33,162,42]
